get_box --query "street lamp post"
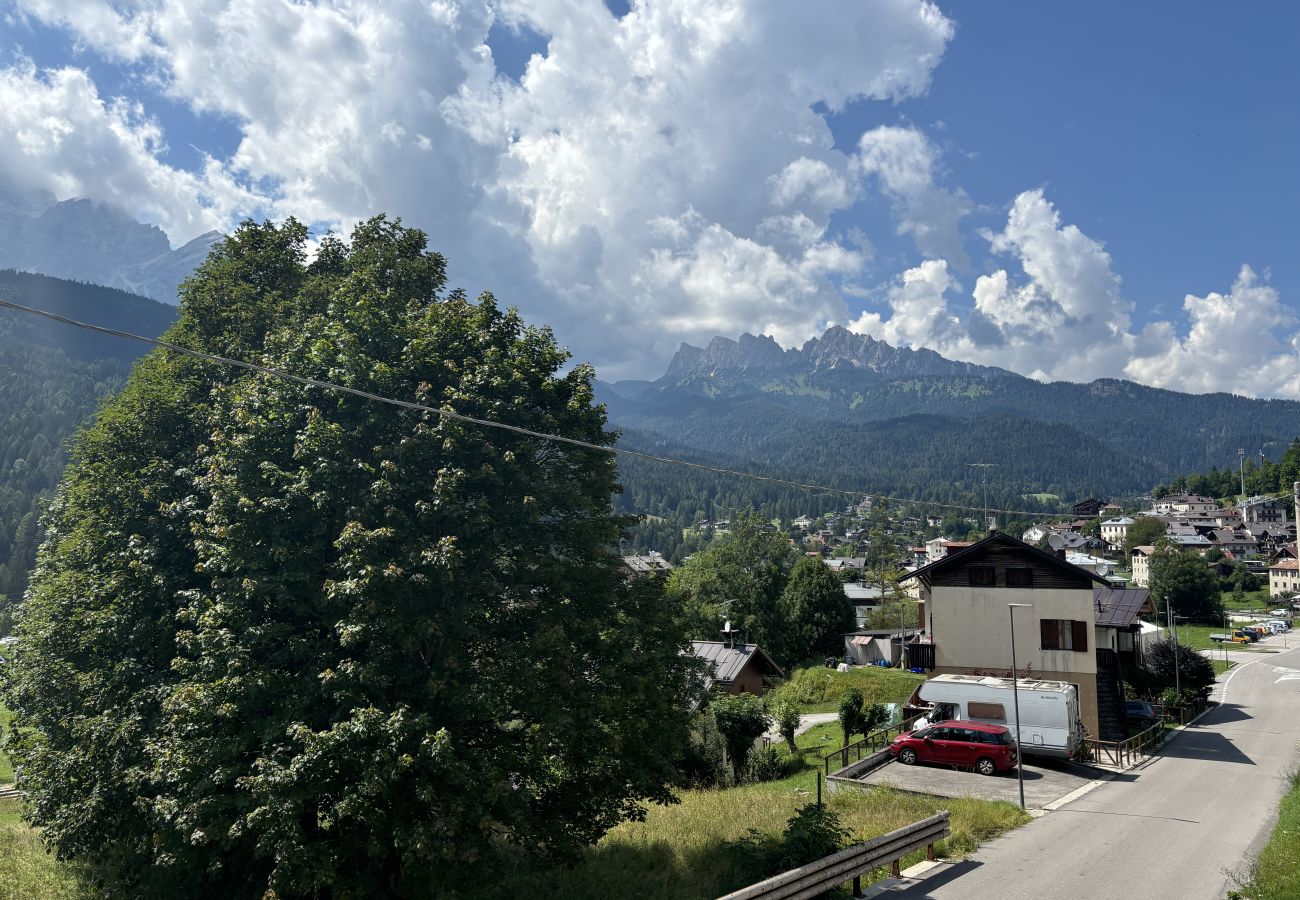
[1167,600,1182,708]
[1008,602,1032,810]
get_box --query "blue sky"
[2,0,1298,394]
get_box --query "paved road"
[892,638,1300,899]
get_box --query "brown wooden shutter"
[1072,620,1089,653]
[1040,619,1059,650]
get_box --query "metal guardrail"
[716,811,950,900]
[822,713,923,775]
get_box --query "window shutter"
[1040,619,1058,650]
[1072,620,1089,653]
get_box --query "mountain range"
[0,187,217,304]
[600,325,1300,529]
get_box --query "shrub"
[711,693,770,780]
[771,697,801,753]
[837,687,865,747]
[1144,639,1216,697]
[678,710,730,788]
[745,746,790,783]
[778,804,849,870]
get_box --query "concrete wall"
[921,584,1098,678]
[920,581,1100,739]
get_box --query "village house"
[1269,559,1300,599]
[1072,498,1106,517]
[1099,516,1134,550]
[924,537,974,562]
[1239,495,1289,525]
[688,640,783,697]
[1130,545,1155,587]
[900,531,1112,741]
[1154,494,1219,516]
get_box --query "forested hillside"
[603,326,1300,556]
[0,271,176,617]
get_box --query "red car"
[888,720,1018,776]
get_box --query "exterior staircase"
[1095,648,1128,741]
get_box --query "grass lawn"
[1175,625,1237,652]
[0,799,91,899]
[773,665,926,714]
[1237,768,1300,899]
[1212,659,1236,675]
[489,772,1029,899]
[0,705,14,783]
[1222,589,1273,611]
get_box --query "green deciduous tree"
[778,555,854,665]
[838,687,865,747]
[1150,547,1224,625]
[771,696,801,754]
[4,217,695,898]
[666,511,794,652]
[1123,517,1168,557]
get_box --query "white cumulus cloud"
[3,0,955,378]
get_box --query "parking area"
[852,755,1104,808]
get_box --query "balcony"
[907,641,936,671]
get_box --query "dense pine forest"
[0,271,175,621]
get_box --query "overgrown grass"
[771,665,925,714]
[488,774,1029,899]
[0,705,14,783]
[1236,767,1300,899]
[0,799,91,899]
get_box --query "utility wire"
[0,296,1074,520]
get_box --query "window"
[968,701,1006,721]
[968,565,996,587]
[1040,618,1089,652]
[1005,567,1034,587]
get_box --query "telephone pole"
[968,463,997,531]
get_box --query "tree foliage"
[778,556,854,664]
[837,687,865,748]
[1143,639,1216,698]
[4,218,695,898]
[710,693,769,780]
[1123,517,1168,557]
[665,512,794,654]
[1149,547,1224,625]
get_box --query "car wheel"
[899,748,918,766]
[975,757,997,776]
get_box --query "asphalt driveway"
[853,754,1102,808]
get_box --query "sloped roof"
[689,641,784,688]
[900,530,1112,586]
[1094,587,1154,627]
[1271,559,1299,571]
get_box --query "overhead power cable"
[0,296,1075,520]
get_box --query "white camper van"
[908,674,1084,760]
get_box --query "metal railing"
[716,811,950,900]
[1082,721,1163,768]
[822,713,923,775]
[1083,698,1210,768]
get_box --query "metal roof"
[689,641,783,687]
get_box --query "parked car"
[888,720,1018,776]
[1125,700,1158,731]
[907,673,1084,759]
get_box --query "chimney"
[1294,482,1300,531]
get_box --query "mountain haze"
[0,187,218,304]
